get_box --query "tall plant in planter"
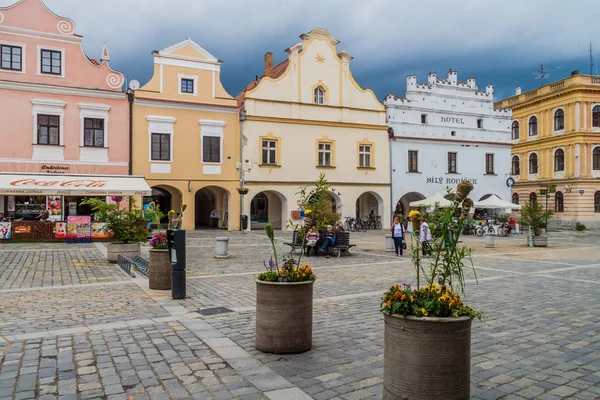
[521,201,553,247]
[81,198,148,262]
[254,176,335,354]
[381,181,481,400]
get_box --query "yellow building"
[132,39,240,230]
[496,73,600,228]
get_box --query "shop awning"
[409,193,453,208]
[0,173,151,196]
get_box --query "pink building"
[0,0,131,221]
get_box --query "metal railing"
[117,255,150,277]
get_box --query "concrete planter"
[149,249,171,290]
[255,280,313,354]
[484,233,495,248]
[107,242,140,263]
[216,237,230,259]
[383,314,472,400]
[385,234,394,252]
[532,235,548,247]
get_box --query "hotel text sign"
[440,116,465,124]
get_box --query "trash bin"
[216,237,230,259]
[385,234,394,252]
[211,217,218,228]
[241,215,249,230]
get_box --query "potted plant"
[148,232,171,290]
[521,201,553,247]
[237,187,249,195]
[381,181,481,400]
[254,176,335,354]
[81,198,148,262]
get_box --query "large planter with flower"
[381,182,481,400]
[149,232,171,290]
[81,198,148,262]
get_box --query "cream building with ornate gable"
[237,28,390,230]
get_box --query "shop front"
[0,173,151,242]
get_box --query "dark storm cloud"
[4,0,600,100]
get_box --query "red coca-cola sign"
[10,179,108,188]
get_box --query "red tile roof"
[237,59,290,108]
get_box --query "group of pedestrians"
[389,216,432,257]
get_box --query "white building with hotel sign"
[385,70,513,216]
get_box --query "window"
[447,152,457,173]
[477,119,483,129]
[83,118,104,147]
[512,193,519,205]
[408,150,419,172]
[511,121,519,140]
[451,131,456,136]
[555,191,564,213]
[40,49,61,75]
[593,105,600,128]
[511,155,520,175]
[262,140,277,165]
[485,153,494,174]
[595,191,600,213]
[151,133,170,161]
[593,147,600,170]
[314,87,324,105]
[1,45,22,71]
[529,153,538,174]
[421,114,427,124]
[554,149,565,172]
[203,136,221,163]
[318,142,332,166]
[359,145,372,168]
[181,78,194,94]
[529,116,537,136]
[554,109,565,131]
[530,192,537,207]
[37,114,60,145]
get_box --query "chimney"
[571,70,580,76]
[515,86,521,95]
[428,72,437,86]
[467,78,476,89]
[448,69,457,85]
[264,52,273,77]
[486,84,494,96]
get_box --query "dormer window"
[178,74,198,95]
[314,86,324,105]
[41,49,62,75]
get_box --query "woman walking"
[390,217,405,256]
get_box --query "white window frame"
[262,139,277,165]
[79,103,110,148]
[178,73,198,96]
[199,119,225,165]
[314,87,324,105]
[407,149,420,173]
[147,115,176,163]
[359,144,372,168]
[0,40,26,74]
[37,45,65,78]
[318,141,332,166]
[31,98,66,161]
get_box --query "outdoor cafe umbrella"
[409,192,453,208]
[474,194,522,210]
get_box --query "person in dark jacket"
[321,225,336,258]
[390,216,405,256]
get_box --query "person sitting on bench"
[321,225,336,258]
[305,226,320,257]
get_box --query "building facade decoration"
[0,0,128,220]
[237,28,391,230]
[131,38,240,231]
[385,70,512,216]
[496,72,600,228]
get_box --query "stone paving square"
[0,229,599,399]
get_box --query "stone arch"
[395,192,426,218]
[250,190,288,230]
[194,186,230,229]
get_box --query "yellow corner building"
[496,73,600,228]
[132,39,240,230]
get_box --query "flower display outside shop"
[381,181,482,319]
[149,232,168,250]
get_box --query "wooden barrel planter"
[255,280,313,354]
[107,242,140,263]
[149,249,171,290]
[383,314,472,400]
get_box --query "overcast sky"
[5,0,600,101]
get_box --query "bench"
[332,231,355,257]
[283,231,307,254]
[117,254,150,277]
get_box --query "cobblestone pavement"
[0,229,599,399]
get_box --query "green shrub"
[575,222,586,231]
[81,198,148,244]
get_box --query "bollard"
[484,233,495,248]
[216,237,230,259]
[385,234,394,252]
[167,229,186,300]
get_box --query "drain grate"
[195,307,234,316]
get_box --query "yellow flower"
[305,209,312,215]
[408,210,421,219]
[409,295,414,303]
[420,307,428,317]
[169,209,175,213]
